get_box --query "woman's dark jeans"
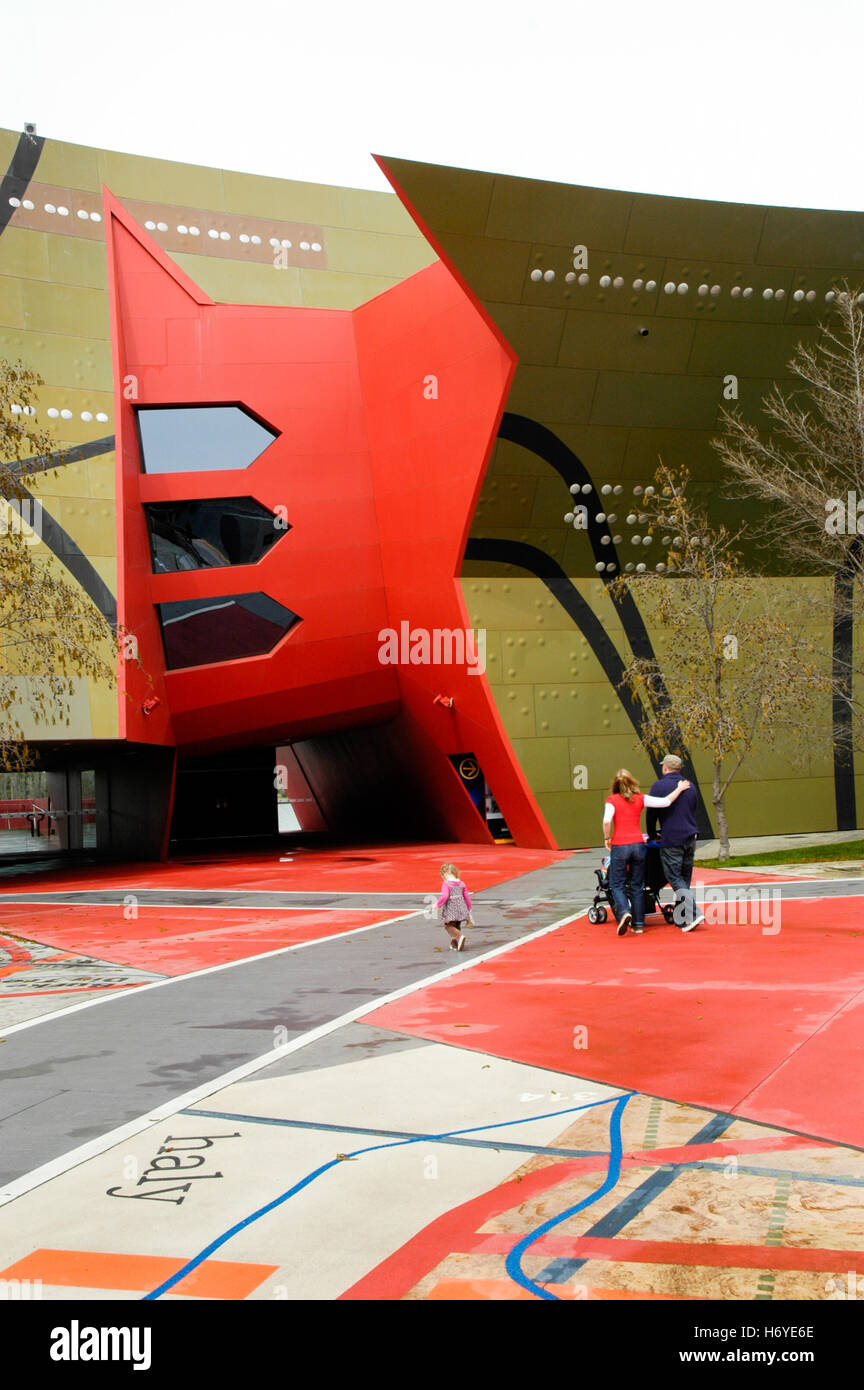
[609,841,646,924]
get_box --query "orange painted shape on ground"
[362,897,864,1149]
[0,904,404,975]
[0,1248,277,1299]
[0,841,567,896]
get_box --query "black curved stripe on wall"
[0,130,44,237]
[466,538,714,836]
[1,437,118,623]
[9,434,116,481]
[832,544,860,830]
[6,484,117,625]
[494,413,713,837]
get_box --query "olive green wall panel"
[337,186,424,237]
[381,161,496,236]
[172,253,304,306]
[47,234,110,290]
[102,149,226,208]
[559,309,696,374]
[624,194,765,262]
[723,777,837,837]
[0,275,23,328]
[35,137,100,191]
[508,736,572,793]
[504,366,598,424]
[323,226,433,279]
[484,176,631,248]
[20,280,109,339]
[589,372,725,429]
[437,232,531,303]
[495,685,537,739]
[0,329,113,392]
[485,303,566,367]
[297,268,403,309]
[687,320,819,377]
[759,208,864,267]
[0,227,50,279]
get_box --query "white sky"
[4,0,864,211]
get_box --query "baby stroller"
[587,841,676,925]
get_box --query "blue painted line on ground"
[184,1109,862,1186]
[692,1161,864,1188]
[181,1107,605,1158]
[532,1110,736,1286]
[504,1093,632,1301]
[142,1093,631,1300]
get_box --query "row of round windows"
[593,560,669,573]
[8,196,101,221]
[143,221,322,251]
[7,197,323,251]
[530,265,861,304]
[10,404,109,422]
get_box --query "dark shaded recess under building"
[168,718,453,849]
[289,718,452,842]
[0,743,177,865]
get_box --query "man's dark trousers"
[660,840,697,924]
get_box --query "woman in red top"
[603,769,690,936]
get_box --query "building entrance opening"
[449,753,513,842]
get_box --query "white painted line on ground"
[0,899,418,912]
[0,907,586,1207]
[697,871,864,883]
[0,912,419,1040]
[695,878,864,892]
[0,888,503,899]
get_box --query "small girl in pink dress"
[437,863,472,951]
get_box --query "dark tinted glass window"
[158,592,300,669]
[145,497,286,572]
[136,405,277,475]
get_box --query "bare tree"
[0,359,118,770]
[712,282,864,590]
[611,465,831,860]
[712,284,864,767]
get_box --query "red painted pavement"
[362,896,864,1148]
[0,904,404,976]
[0,842,567,895]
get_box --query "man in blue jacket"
[647,754,704,930]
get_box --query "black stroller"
[587,841,676,925]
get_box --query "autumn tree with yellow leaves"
[0,359,117,770]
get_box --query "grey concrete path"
[0,856,599,1189]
